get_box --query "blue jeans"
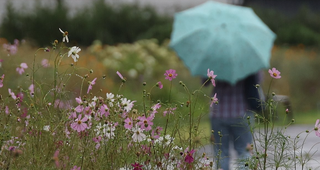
[211,114,253,170]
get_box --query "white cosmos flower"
[59,28,69,43]
[120,98,135,112]
[106,93,115,106]
[132,125,146,142]
[43,125,50,131]
[68,46,81,62]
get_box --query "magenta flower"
[185,149,195,163]
[164,69,177,81]
[70,114,88,132]
[87,77,97,94]
[157,81,163,89]
[268,67,281,79]
[0,74,4,88]
[131,162,143,170]
[315,119,320,137]
[124,117,133,130]
[207,69,217,86]
[210,93,218,107]
[16,63,28,75]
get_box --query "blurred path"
[197,124,320,169]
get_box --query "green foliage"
[252,6,320,46]
[0,0,173,46]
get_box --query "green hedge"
[0,0,173,46]
[2,0,320,46]
[252,6,320,46]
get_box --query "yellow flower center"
[273,73,277,77]
[64,31,68,36]
[169,73,172,77]
[77,120,82,124]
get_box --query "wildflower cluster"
[0,28,217,169]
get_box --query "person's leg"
[211,118,230,170]
[230,115,253,169]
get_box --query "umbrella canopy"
[169,1,276,85]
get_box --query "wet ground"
[197,124,320,169]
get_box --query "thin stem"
[168,81,172,102]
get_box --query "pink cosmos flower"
[87,77,97,94]
[315,119,320,137]
[53,149,60,168]
[163,107,176,116]
[152,103,161,111]
[157,81,163,89]
[268,67,281,79]
[41,59,50,67]
[116,71,126,82]
[71,114,88,132]
[8,88,17,100]
[29,84,34,96]
[0,74,4,88]
[99,104,109,117]
[124,117,133,130]
[151,126,163,139]
[3,43,18,55]
[210,93,218,107]
[71,166,81,170]
[207,69,217,86]
[137,116,153,131]
[69,111,77,119]
[16,63,28,75]
[5,106,9,115]
[93,136,102,149]
[164,69,177,81]
[65,126,70,138]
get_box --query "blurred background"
[1,0,320,123]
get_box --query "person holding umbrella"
[207,72,263,170]
[169,1,275,169]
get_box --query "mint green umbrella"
[169,1,276,85]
